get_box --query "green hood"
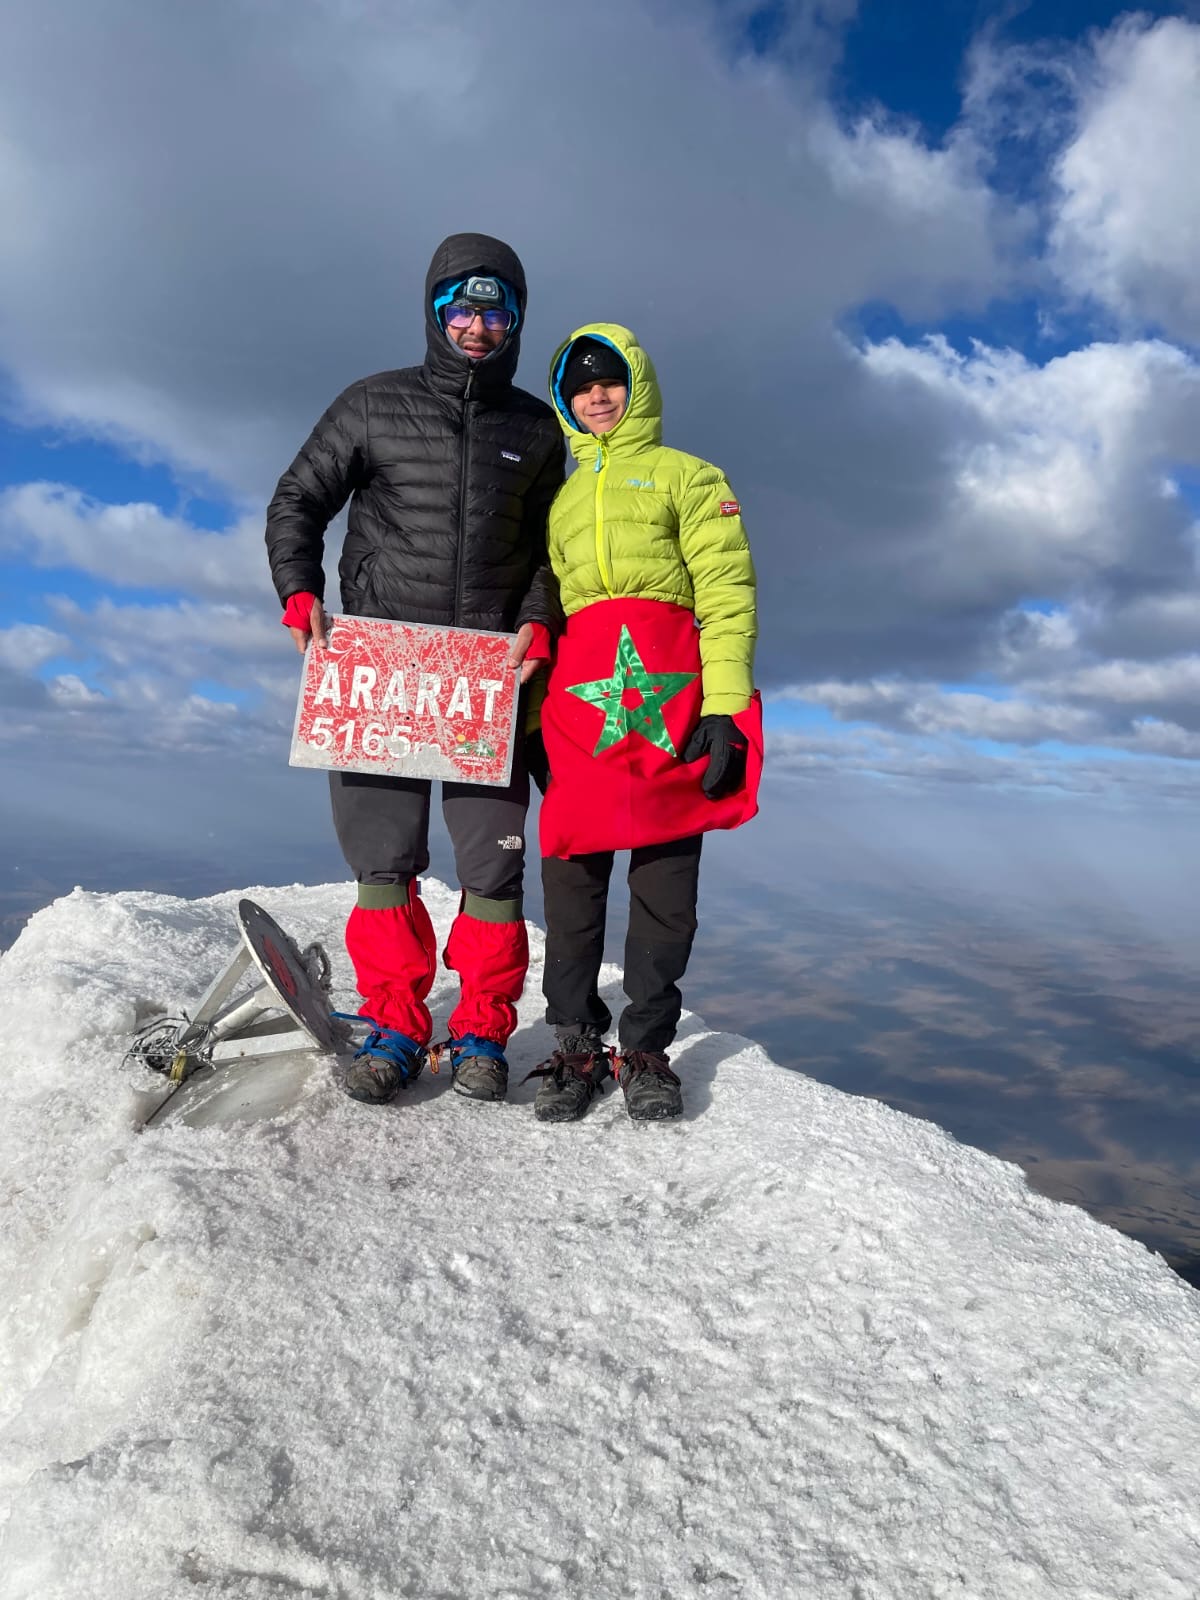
[549,323,663,464]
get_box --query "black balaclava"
[422,232,528,399]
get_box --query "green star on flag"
[567,625,697,757]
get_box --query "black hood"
[423,232,528,398]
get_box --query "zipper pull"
[594,440,606,474]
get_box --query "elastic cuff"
[356,879,416,910]
[281,591,319,629]
[700,692,753,716]
[462,892,523,924]
[524,621,552,662]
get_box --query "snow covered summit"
[1,880,1197,1599]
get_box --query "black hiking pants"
[541,835,702,1054]
[329,753,530,901]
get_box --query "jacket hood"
[424,232,527,397]
[549,323,663,463]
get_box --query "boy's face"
[570,380,629,435]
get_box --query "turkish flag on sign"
[539,597,763,859]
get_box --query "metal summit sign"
[289,614,519,785]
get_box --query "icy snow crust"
[1,882,1198,1599]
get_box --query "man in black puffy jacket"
[266,233,564,1108]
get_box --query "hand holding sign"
[282,593,329,653]
[506,621,553,684]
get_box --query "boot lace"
[522,1043,615,1089]
[617,1050,681,1086]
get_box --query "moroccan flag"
[539,597,763,858]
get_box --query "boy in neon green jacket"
[530,324,761,1124]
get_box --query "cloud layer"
[1050,16,1200,342]
[0,1,1197,807]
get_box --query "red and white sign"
[289,614,518,785]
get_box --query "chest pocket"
[609,480,680,563]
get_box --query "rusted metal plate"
[289,614,518,785]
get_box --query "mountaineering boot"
[617,1050,683,1121]
[342,1023,425,1104]
[527,1027,611,1123]
[448,1034,509,1102]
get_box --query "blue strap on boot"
[332,1012,424,1083]
[449,1033,507,1067]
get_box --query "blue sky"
[831,0,1188,127]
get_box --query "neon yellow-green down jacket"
[547,323,757,716]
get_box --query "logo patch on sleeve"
[719,500,740,517]
[501,450,522,463]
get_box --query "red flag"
[539,597,763,858]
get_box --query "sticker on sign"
[290,614,518,785]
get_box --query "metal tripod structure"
[128,899,349,1128]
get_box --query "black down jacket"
[265,233,565,634]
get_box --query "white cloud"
[1075,590,1200,662]
[785,645,1200,766]
[785,678,1106,745]
[766,720,1200,809]
[47,674,105,707]
[854,333,1200,606]
[0,594,301,764]
[0,484,272,601]
[59,596,299,720]
[1043,656,1200,708]
[1125,718,1200,759]
[47,595,283,672]
[0,0,1019,496]
[0,624,71,672]
[1049,16,1200,340]
[809,110,1029,312]
[994,606,1080,676]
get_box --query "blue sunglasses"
[444,303,515,332]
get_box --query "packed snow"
[1,879,1198,1599]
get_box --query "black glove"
[525,729,551,796]
[681,714,749,800]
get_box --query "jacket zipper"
[594,438,613,596]
[455,368,475,624]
